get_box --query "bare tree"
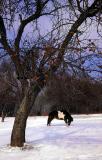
[0,0,102,147]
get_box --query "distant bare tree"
[0,60,22,122]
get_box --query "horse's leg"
[64,116,68,125]
[47,116,54,126]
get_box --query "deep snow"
[0,114,102,160]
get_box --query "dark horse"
[47,110,73,126]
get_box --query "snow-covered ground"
[0,114,102,160]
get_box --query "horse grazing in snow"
[47,110,73,126]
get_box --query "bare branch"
[14,0,49,52]
[53,0,102,71]
[0,16,16,56]
[76,0,83,13]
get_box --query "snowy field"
[0,114,102,160]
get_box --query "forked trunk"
[11,84,40,147]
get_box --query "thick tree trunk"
[11,84,40,147]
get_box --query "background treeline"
[0,60,102,117]
[33,75,102,115]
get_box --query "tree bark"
[11,84,40,147]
